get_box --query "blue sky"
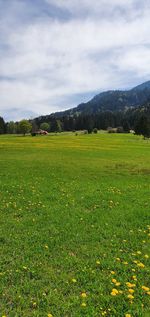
[0,0,150,121]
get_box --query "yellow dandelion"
[128,289,134,294]
[72,278,77,283]
[45,245,49,249]
[126,282,136,288]
[142,286,149,292]
[111,292,117,296]
[147,291,150,295]
[115,282,121,286]
[127,294,134,300]
[81,292,87,298]
[81,302,86,307]
[48,314,53,317]
[123,262,128,265]
[111,288,119,296]
[137,262,145,268]
[110,271,115,275]
[96,260,100,265]
[137,251,142,255]
[119,290,123,294]
[132,275,137,281]
[116,257,121,261]
[144,254,149,259]
[112,279,117,283]
[125,314,131,317]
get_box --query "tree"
[122,119,130,133]
[7,121,17,134]
[134,115,150,138]
[31,120,38,132]
[40,122,50,132]
[0,116,5,134]
[18,120,32,136]
[56,120,62,132]
[93,128,98,134]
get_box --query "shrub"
[107,127,117,133]
[93,128,98,134]
[116,126,124,133]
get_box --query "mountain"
[53,81,150,118]
[34,81,150,132]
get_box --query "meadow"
[0,132,150,317]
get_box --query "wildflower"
[123,262,128,265]
[112,279,117,283]
[48,314,53,317]
[132,275,137,281]
[137,251,141,255]
[126,282,136,288]
[142,286,149,292]
[81,292,87,298]
[127,294,134,300]
[137,262,145,268]
[96,260,100,265]
[128,289,134,294]
[144,254,149,259]
[116,258,121,261]
[147,291,150,295]
[111,288,119,296]
[72,278,77,283]
[125,314,131,317]
[81,302,86,307]
[119,290,123,294]
[110,271,115,275]
[115,282,121,286]
[45,245,49,249]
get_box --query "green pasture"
[0,133,150,317]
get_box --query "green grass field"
[0,133,150,317]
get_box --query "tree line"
[0,101,150,138]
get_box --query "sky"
[0,0,150,121]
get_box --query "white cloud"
[0,0,150,120]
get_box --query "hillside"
[53,81,150,117]
[34,81,150,132]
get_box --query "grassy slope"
[0,133,150,317]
